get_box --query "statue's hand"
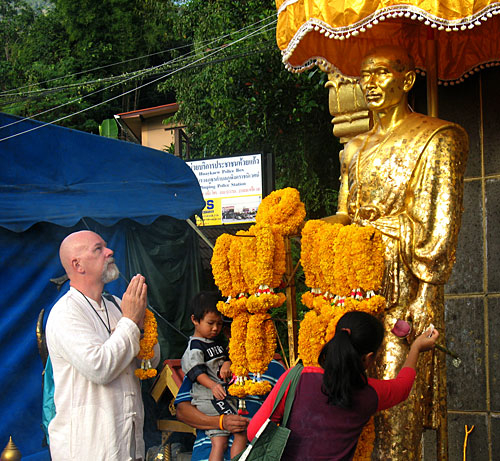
[320,213,351,226]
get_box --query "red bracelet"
[219,414,225,431]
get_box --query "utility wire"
[0,19,276,142]
[0,35,275,101]
[0,12,277,96]
[0,19,277,132]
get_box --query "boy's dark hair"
[190,291,223,321]
[319,311,384,409]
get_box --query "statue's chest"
[348,137,421,208]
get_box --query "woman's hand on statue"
[412,327,439,353]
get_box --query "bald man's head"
[59,231,96,275]
[59,231,118,285]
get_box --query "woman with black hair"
[247,311,439,460]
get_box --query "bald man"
[46,231,160,461]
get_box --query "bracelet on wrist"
[219,414,225,431]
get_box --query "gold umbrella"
[276,0,500,114]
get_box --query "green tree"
[162,0,341,218]
[0,0,180,132]
[0,0,35,92]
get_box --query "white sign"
[187,154,263,226]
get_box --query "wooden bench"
[150,359,196,444]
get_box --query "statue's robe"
[338,112,468,459]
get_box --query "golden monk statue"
[325,45,468,459]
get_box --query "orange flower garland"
[228,235,247,296]
[300,220,328,290]
[135,309,158,380]
[255,187,306,236]
[298,223,387,459]
[211,233,234,297]
[240,227,260,294]
[228,311,250,378]
[212,188,305,397]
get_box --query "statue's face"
[359,54,407,112]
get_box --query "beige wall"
[140,116,184,152]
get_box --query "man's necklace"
[74,288,111,335]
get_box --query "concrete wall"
[416,67,500,460]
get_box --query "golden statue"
[325,45,468,459]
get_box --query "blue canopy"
[0,112,204,231]
[0,113,205,459]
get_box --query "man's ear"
[72,257,84,274]
[403,70,416,93]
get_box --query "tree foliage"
[162,0,341,217]
[0,0,179,132]
[1,0,341,216]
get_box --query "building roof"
[115,103,180,141]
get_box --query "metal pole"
[426,35,439,117]
[284,236,298,366]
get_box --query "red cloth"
[247,366,416,460]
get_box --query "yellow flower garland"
[301,220,328,290]
[228,311,249,377]
[240,226,260,294]
[212,188,305,397]
[228,235,248,295]
[298,222,386,460]
[272,231,286,288]
[255,187,306,236]
[211,233,234,297]
[254,225,275,288]
[317,223,344,294]
[135,309,158,380]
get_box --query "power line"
[0,19,277,131]
[0,13,278,96]
[0,19,277,142]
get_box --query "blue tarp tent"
[0,113,205,459]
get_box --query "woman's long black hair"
[319,311,384,408]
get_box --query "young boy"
[181,291,247,461]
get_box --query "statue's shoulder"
[344,130,371,151]
[408,113,468,161]
[342,131,370,166]
[407,112,467,140]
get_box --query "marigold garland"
[228,236,248,295]
[297,310,327,367]
[298,223,387,460]
[228,312,249,377]
[211,188,305,397]
[301,220,328,289]
[211,234,234,297]
[254,225,275,288]
[317,223,344,294]
[135,309,158,380]
[246,313,275,375]
[272,231,286,288]
[255,187,306,236]
[240,227,260,294]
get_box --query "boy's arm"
[219,360,232,380]
[196,372,226,400]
